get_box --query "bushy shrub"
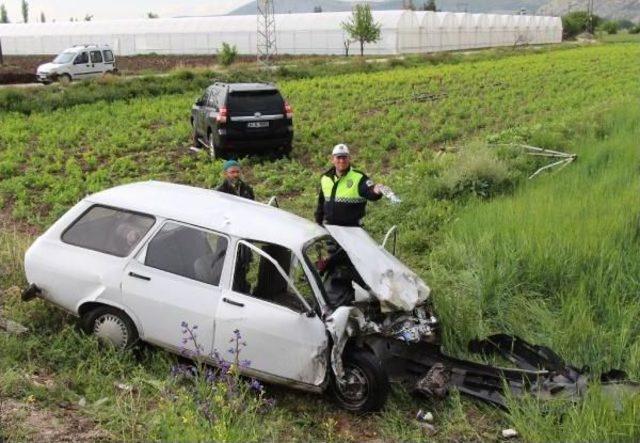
[219,42,238,67]
[630,24,640,34]
[433,144,512,199]
[601,20,619,35]
[562,11,602,39]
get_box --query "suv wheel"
[331,350,389,413]
[208,132,225,159]
[192,121,201,148]
[82,306,138,350]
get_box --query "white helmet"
[332,143,350,156]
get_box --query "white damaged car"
[23,181,438,412]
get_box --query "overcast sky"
[0,0,261,22]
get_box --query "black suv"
[191,82,294,158]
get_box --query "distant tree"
[147,12,159,19]
[629,24,640,34]
[0,4,9,23]
[218,42,238,66]
[616,19,634,30]
[313,6,322,13]
[84,14,93,21]
[561,11,602,39]
[21,0,28,23]
[341,4,381,57]
[601,20,619,34]
[423,0,437,12]
[40,11,45,22]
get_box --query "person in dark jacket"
[216,160,255,200]
[315,144,382,227]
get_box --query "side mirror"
[195,99,204,106]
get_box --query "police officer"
[315,144,383,226]
[216,160,255,200]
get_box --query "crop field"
[1,42,640,441]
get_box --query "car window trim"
[60,203,156,258]
[139,219,231,287]
[234,239,313,314]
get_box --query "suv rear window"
[62,205,155,257]
[227,90,284,116]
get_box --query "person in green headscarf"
[215,160,255,201]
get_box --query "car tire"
[208,131,226,159]
[192,121,201,148]
[58,73,72,85]
[331,350,389,413]
[82,306,139,350]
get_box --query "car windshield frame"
[52,52,76,64]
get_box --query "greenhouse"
[0,10,562,56]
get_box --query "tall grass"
[429,105,640,441]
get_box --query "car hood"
[324,225,430,312]
[37,63,59,73]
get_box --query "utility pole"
[257,0,277,67]
[587,0,595,33]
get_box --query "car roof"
[86,181,325,250]
[63,44,110,53]
[211,82,278,93]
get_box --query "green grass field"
[1,42,639,441]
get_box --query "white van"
[36,44,117,84]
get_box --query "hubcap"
[338,365,369,406]
[93,314,128,349]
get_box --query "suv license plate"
[247,121,269,128]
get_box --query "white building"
[0,10,562,56]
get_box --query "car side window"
[102,50,114,63]
[75,52,89,64]
[145,222,228,286]
[232,240,316,312]
[206,89,217,108]
[62,205,155,257]
[90,50,103,63]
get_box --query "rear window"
[227,90,284,116]
[62,205,155,257]
[103,50,114,63]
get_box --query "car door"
[192,90,209,138]
[89,50,105,77]
[71,51,92,78]
[102,49,115,73]
[121,220,230,357]
[213,239,328,386]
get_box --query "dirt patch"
[0,398,109,442]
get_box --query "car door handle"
[128,272,151,281]
[223,297,244,308]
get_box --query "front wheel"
[331,350,389,413]
[58,73,72,85]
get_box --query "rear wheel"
[82,306,138,350]
[331,350,389,413]
[208,131,217,159]
[192,120,200,148]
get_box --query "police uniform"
[315,166,382,226]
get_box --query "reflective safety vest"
[319,167,370,226]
